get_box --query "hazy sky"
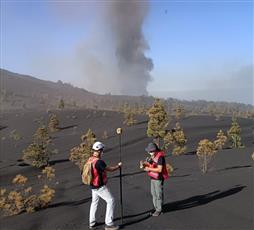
[1,0,253,104]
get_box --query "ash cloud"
[105,1,153,95]
[32,1,153,96]
[75,1,153,95]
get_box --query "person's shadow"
[163,185,246,213]
[117,185,246,229]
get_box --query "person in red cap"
[89,141,122,230]
[141,142,168,216]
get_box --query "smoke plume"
[105,1,153,95]
[75,1,153,95]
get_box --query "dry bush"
[69,129,96,170]
[48,113,59,132]
[12,174,28,185]
[214,130,227,150]
[42,166,55,180]
[38,185,55,208]
[0,168,56,216]
[196,139,217,173]
[2,191,23,215]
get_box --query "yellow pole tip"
[116,128,122,134]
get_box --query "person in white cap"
[89,141,122,230]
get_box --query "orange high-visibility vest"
[90,157,108,187]
[147,151,169,180]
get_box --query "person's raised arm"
[105,162,122,172]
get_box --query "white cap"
[92,141,105,151]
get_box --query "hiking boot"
[152,211,162,217]
[89,222,98,229]
[105,225,119,230]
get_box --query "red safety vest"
[147,151,169,180]
[89,157,107,187]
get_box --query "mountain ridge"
[0,68,253,114]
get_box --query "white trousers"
[89,185,115,226]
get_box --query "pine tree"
[214,130,227,150]
[123,105,136,126]
[174,104,185,121]
[69,129,96,170]
[172,122,187,155]
[163,122,187,155]
[58,99,64,109]
[196,139,217,173]
[81,129,96,145]
[33,125,51,145]
[227,117,244,148]
[163,131,174,150]
[23,125,52,168]
[48,114,59,132]
[22,143,49,168]
[147,99,168,147]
